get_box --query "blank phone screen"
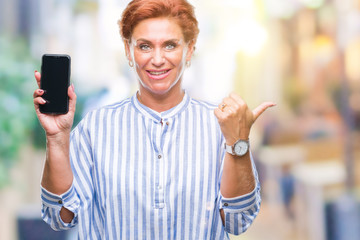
[40,54,70,114]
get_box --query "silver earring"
[186,61,191,68]
[128,61,134,67]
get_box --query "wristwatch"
[225,139,249,157]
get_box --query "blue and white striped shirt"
[41,92,261,239]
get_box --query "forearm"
[41,132,75,223]
[41,132,73,195]
[220,151,255,198]
[219,151,260,234]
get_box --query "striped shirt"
[41,92,261,239]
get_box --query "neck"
[137,86,184,113]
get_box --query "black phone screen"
[40,54,71,114]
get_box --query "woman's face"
[126,17,194,96]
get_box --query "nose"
[151,48,165,66]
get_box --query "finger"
[223,97,238,106]
[33,97,47,116]
[68,84,77,113]
[253,102,276,121]
[214,107,227,123]
[34,70,41,88]
[33,89,44,98]
[229,92,245,105]
[218,102,227,111]
[223,97,242,112]
[33,97,47,107]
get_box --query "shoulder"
[188,97,224,143]
[94,97,132,113]
[190,98,218,111]
[85,97,132,119]
[72,97,132,133]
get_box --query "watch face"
[234,141,249,156]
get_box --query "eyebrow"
[135,38,181,44]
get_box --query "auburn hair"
[118,0,199,44]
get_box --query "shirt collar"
[131,91,191,123]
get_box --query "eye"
[139,44,151,51]
[165,43,177,50]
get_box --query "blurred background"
[0,0,359,239]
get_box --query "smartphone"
[40,54,71,114]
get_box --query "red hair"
[118,0,199,44]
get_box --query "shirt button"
[166,121,170,126]
[158,154,162,159]
[58,200,63,204]
[223,203,228,207]
[157,185,162,190]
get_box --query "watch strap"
[224,143,234,155]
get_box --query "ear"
[185,40,196,62]
[124,40,133,62]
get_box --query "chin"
[140,76,181,96]
[144,84,173,95]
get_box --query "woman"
[33,0,275,239]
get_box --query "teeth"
[149,70,168,75]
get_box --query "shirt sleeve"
[41,183,80,231]
[218,152,261,235]
[40,113,94,231]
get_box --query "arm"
[33,71,77,225]
[218,150,261,235]
[42,132,75,223]
[215,92,275,234]
[220,150,255,198]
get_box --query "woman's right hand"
[33,70,77,137]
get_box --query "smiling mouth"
[145,69,171,80]
[147,70,170,75]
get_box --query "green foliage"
[0,36,39,188]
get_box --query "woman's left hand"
[214,92,275,146]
